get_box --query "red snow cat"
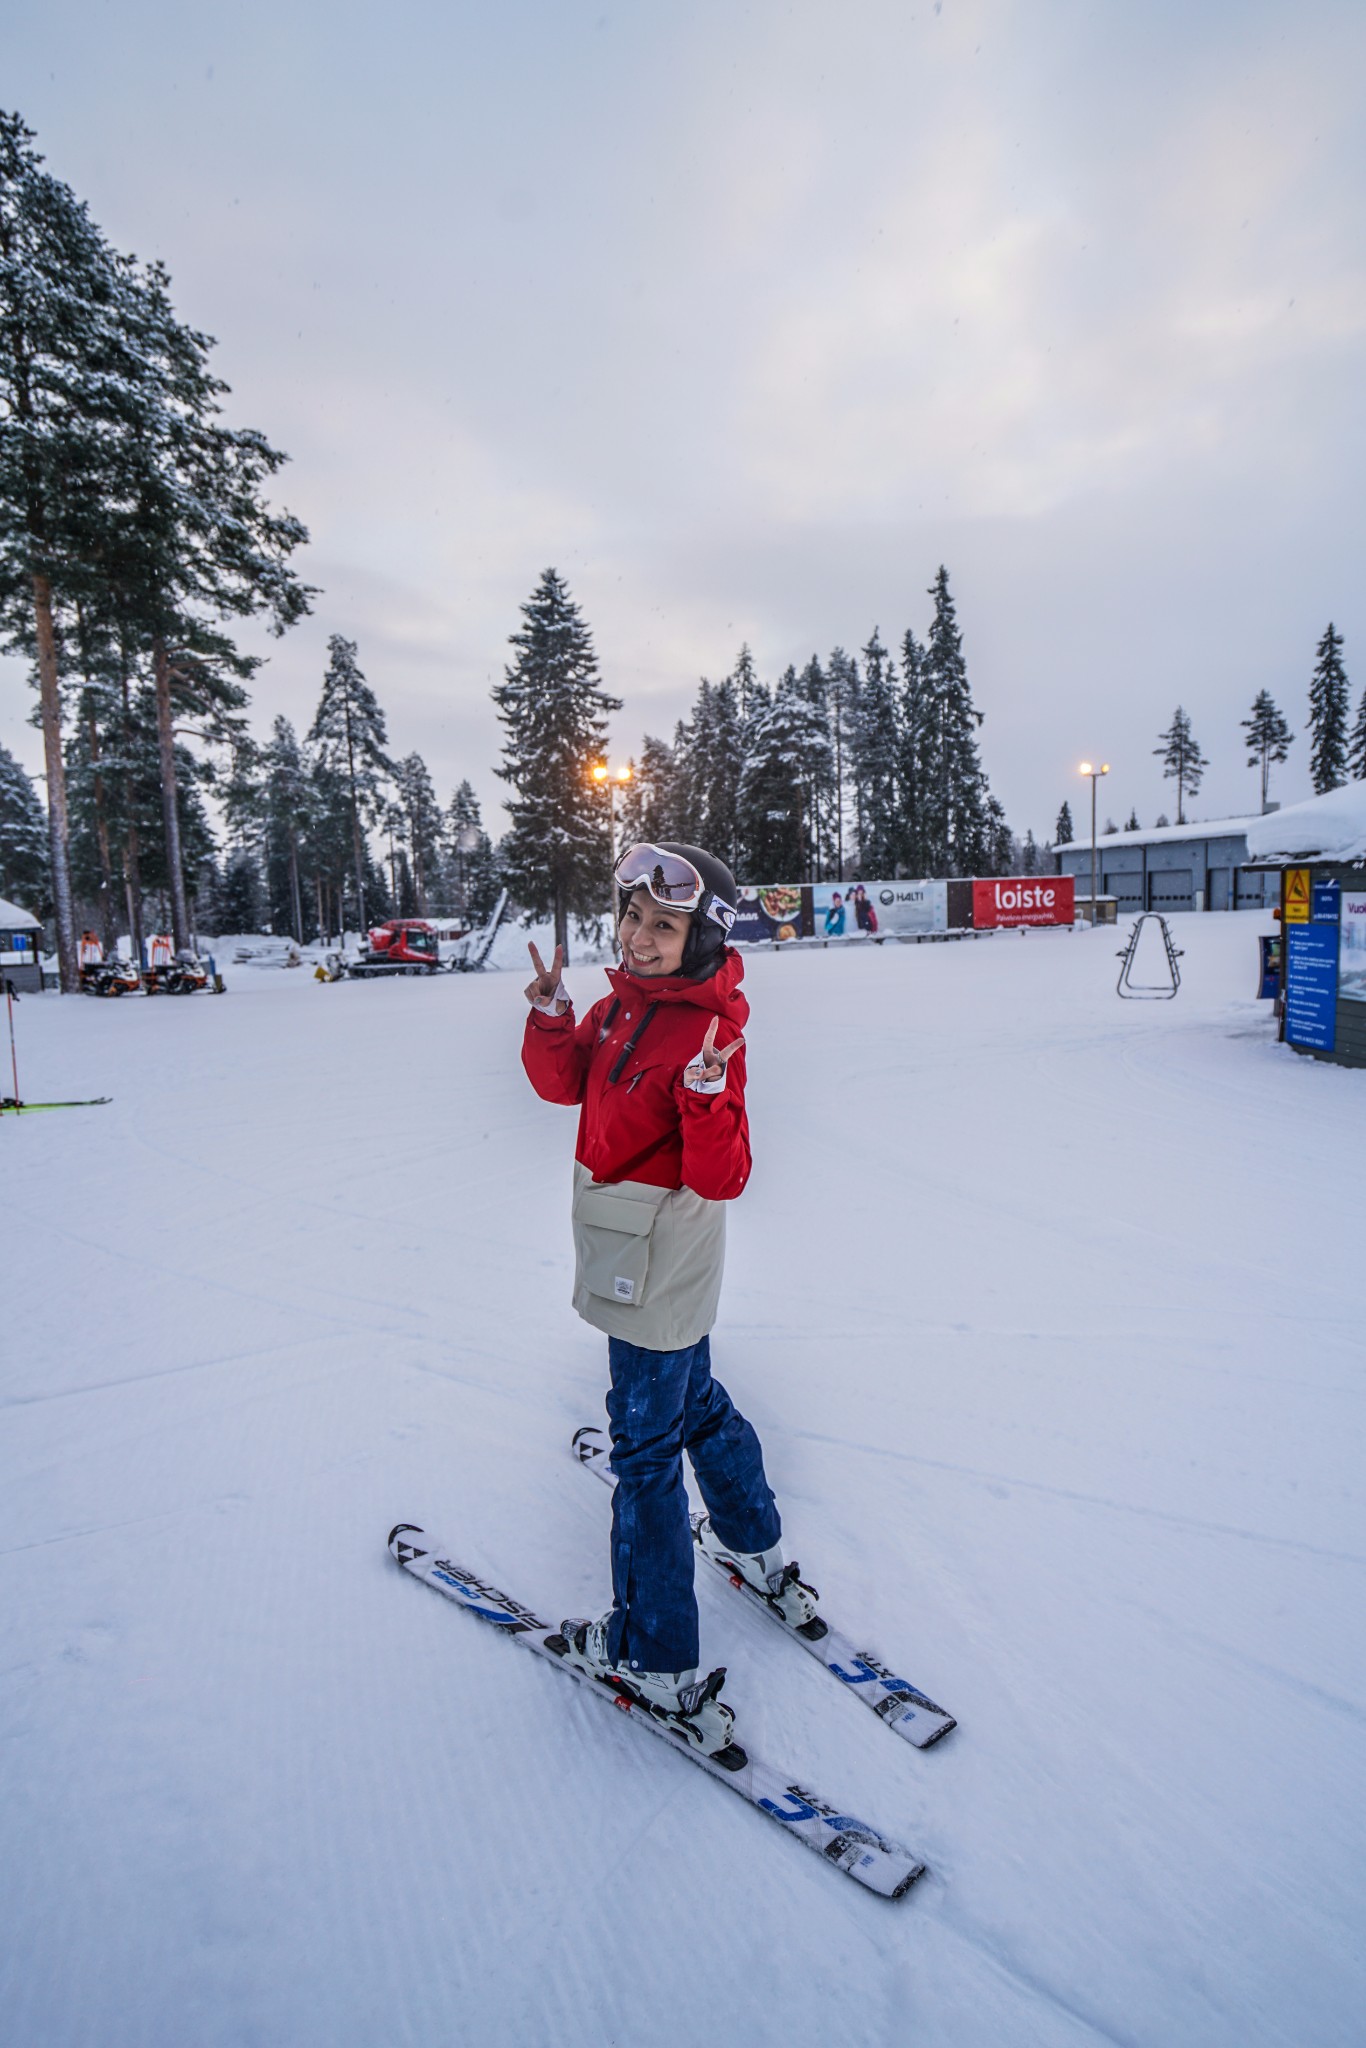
[332,919,445,979]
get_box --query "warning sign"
[1285,868,1310,923]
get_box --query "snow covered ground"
[3,913,1363,2048]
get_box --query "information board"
[1340,892,1366,1004]
[1284,923,1338,1051]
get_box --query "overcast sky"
[4,0,1365,843]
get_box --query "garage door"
[1105,871,1143,910]
[1149,869,1193,909]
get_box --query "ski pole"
[3,977,18,1111]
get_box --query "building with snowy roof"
[1245,781,1366,1069]
[0,896,43,994]
[1052,816,1277,913]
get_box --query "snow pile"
[2,913,1363,2046]
[1245,779,1366,863]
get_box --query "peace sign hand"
[525,941,568,1013]
[685,1015,744,1089]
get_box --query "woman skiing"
[521,842,815,1758]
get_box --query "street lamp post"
[592,761,632,947]
[1078,761,1109,924]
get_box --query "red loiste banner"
[972,876,1075,928]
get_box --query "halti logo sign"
[972,877,1075,928]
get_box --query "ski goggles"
[613,844,736,930]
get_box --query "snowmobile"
[77,934,142,997]
[328,919,445,979]
[143,940,212,995]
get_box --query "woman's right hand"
[525,941,568,1013]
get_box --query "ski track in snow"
[1,914,1363,2048]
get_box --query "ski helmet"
[616,841,738,979]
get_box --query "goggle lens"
[613,844,706,907]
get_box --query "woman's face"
[619,887,690,976]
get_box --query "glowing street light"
[590,761,633,941]
[1078,761,1110,923]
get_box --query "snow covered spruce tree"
[735,666,833,880]
[845,629,899,874]
[1350,680,1366,784]
[824,646,858,878]
[1055,801,1074,845]
[493,569,620,957]
[921,569,995,874]
[619,734,683,848]
[394,753,442,915]
[0,740,47,908]
[442,780,500,922]
[1241,689,1293,812]
[260,717,312,941]
[308,635,393,934]
[895,628,932,875]
[1153,707,1207,825]
[1307,624,1350,793]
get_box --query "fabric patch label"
[613,1276,635,1301]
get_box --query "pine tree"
[261,717,311,941]
[735,677,818,879]
[394,753,442,914]
[0,740,47,909]
[729,644,759,726]
[922,568,995,874]
[896,628,931,875]
[0,112,139,985]
[1021,828,1039,875]
[619,735,682,847]
[1350,682,1366,784]
[219,845,265,935]
[443,781,499,921]
[1241,689,1294,811]
[1126,808,1139,831]
[1307,624,1350,793]
[308,635,393,932]
[824,646,858,878]
[1055,801,1074,845]
[492,568,620,955]
[676,676,743,867]
[1153,706,1207,825]
[847,629,899,873]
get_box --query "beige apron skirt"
[570,1159,727,1352]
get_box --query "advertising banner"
[1339,891,1366,1003]
[1285,924,1338,1050]
[731,880,947,942]
[972,876,1075,928]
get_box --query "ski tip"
[387,1522,427,1555]
[571,1425,605,1459]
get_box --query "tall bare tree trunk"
[152,635,190,950]
[86,707,117,951]
[288,833,304,944]
[32,573,78,990]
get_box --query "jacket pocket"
[572,1180,669,1307]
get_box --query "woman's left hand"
[685,1015,744,1088]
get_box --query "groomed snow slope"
[2,916,1363,2048]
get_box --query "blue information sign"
[1285,923,1338,1051]
[1312,879,1341,923]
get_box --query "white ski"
[387,1523,924,1899]
[572,1426,957,1750]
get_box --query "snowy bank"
[1245,779,1366,863]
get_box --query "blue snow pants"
[604,1333,781,1675]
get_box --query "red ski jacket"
[522,950,751,1201]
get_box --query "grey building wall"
[1054,830,1275,910]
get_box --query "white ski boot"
[694,1519,824,1636]
[556,1614,741,1763]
